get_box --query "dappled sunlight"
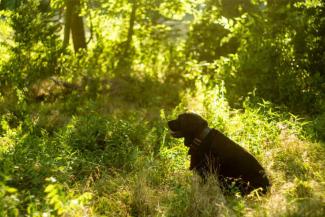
[0,0,324,216]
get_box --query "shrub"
[58,113,156,176]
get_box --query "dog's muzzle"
[168,120,183,138]
[169,130,184,138]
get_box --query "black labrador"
[168,113,270,195]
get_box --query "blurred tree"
[115,0,137,72]
[0,0,19,10]
[63,0,87,52]
[185,0,242,62]
[185,0,325,114]
[0,0,62,91]
[113,0,194,73]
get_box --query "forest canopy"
[0,0,324,216]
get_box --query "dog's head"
[168,113,208,138]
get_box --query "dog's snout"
[168,119,184,138]
[168,120,179,131]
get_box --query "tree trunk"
[63,0,72,48]
[63,0,87,52]
[71,0,87,52]
[124,0,137,54]
[115,1,137,72]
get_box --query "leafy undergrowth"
[1,79,324,217]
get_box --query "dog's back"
[192,129,270,194]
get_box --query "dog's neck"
[192,126,211,146]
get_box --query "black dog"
[168,113,270,195]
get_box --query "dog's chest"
[188,140,216,169]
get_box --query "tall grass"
[1,78,324,216]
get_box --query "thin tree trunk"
[124,0,137,53]
[71,0,87,52]
[116,1,137,72]
[63,0,87,52]
[63,0,72,48]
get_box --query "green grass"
[0,78,324,217]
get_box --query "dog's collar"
[192,127,211,146]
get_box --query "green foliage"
[185,4,239,62]
[183,0,325,115]
[0,178,19,217]
[60,114,152,171]
[43,177,92,216]
[0,0,325,216]
[1,0,61,88]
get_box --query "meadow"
[1,74,324,216]
[1,0,325,216]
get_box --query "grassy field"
[1,75,324,217]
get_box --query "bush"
[58,114,157,174]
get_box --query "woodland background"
[0,0,324,216]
